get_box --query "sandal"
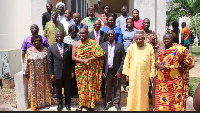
[76,107,83,111]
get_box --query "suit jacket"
[88,30,107,45]
[47,43,74,79]
[69,23,88,31]
[42,12,51,30]
[100,41,125,76]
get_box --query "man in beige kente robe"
[122,30,155,111]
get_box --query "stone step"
[51,86,128,106]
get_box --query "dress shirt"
[121,27,138,52]
[57,14,66,22]
[116,15,132,30]
[108,41,115,69]
[21,35,50,51]
[60,18,74,35]
[57,43,64,55]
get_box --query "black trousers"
[55,75,71,105]
[70,77,78,97]
[105,69,121,106]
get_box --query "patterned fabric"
[75,39,105,108]
[154,43,195,111]
[59,45,63,58]
[181,27,190,46]
[24,47,51,111]
[99,13,110,27]
[143,30,160,50]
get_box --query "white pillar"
[14,71,28,111]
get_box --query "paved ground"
[189,58,200,78]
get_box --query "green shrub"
[189,77,200,97]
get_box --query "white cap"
[56,2,65,10]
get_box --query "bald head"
[94,20,101,31]
[30,24,39,35]
[163,33,173,39]
[73,13,81,25]
[163,33,173,47]
[143,18,150,30]
[55,31,64,44]
[56,31,63,36]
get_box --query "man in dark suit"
[71,13,88,31]
[47,31,74,111]
[100,29,125,111]
[88,20,107,45]
[42,2,53,30]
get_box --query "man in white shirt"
[116,6,132,30]
[60,10,74,35]
[56,2,66,22]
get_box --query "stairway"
[51,86,128,106]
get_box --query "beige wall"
[134,0,166,42]
[0,0,47,50]
[99,0,129,14]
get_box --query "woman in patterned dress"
[23,35,51,111]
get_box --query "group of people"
[21,1,196,111]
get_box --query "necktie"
[59,44,63,59]
[95,31,99,44]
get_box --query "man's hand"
[115,72,122,79]
[156,62,166,71]
[50,75,56,81]
[102,73,106,78]
[150,77,153,84]
[82,59,90,65]
[126,76,129,82]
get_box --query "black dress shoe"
[104,105,111,110]
[66,104,71,110]
[115,104,121,111]
[57,105,63,111]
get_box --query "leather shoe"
[57,105,63,111]
[115,104,121,111]
[66,104,71,110]
[104,105,111,110]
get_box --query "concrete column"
[14,71,28,111]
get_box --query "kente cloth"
[75,39,105,108]
[24,47,51,111]
[153,43,195,111]
[122,42,155,111]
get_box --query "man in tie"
[88,20,107,45]
[47,31,74,111]
[88,20,107,99]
